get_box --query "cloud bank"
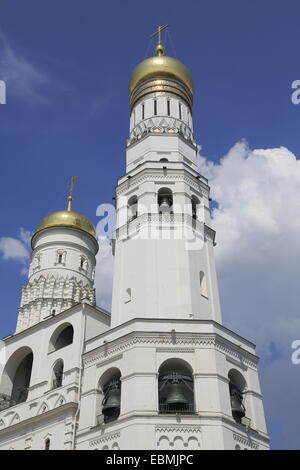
[198,141,300,449]
[0,228,31,274]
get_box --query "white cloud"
[0,228,30,273]
[198,141,300,448]
[0,30,52,104]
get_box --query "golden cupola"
[128,26,193,110]
[32,178,97,244]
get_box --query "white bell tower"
[111,31,221,328]
[75,28,270,451]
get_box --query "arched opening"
[99,368,121,424]
[51,360,64,389]
[128,195,138,222]
[0,347,33,409]
[49,323,74,353]
[45,438,51,450]
[158,188,173,214]
[228,369,247,424]
[159,158,169,162]
[158,359,194,414]
[199,271,208,298]
[191,195,200,220]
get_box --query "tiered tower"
[17,180,98,332]
[76,28,270,450]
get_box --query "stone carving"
[233,432,259,450]
[128,117,196,148]
[156,425,201,449]
[17,274,96,332]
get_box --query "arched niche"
[48,323,74,353]
[128,195,138,222]
[158,358,194,415]
[228,369,247,424]
[0,346,33,407]
[51,359,64,389]
[98,367,122,424]
[158,187,173,214]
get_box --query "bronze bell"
[159,196,171,213]
[165,374,189,405]
[102,381,121,412]
[230,385,245,416]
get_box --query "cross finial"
[67,176,78,211]
[150,24,169,56]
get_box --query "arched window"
[98,368,121,424]
[79,256,88,273]
[158,359,194,414]
[45,438,50,450]
[160,158,169,162]
[128,195,138,222]
[191,195,200,220]
[55,250,66,266]
[228,369,247,424]
[199,271,208,298]
[0,347,33,408]
[52,360,64,389]
[158,188,173,214]
[49,323,74,353]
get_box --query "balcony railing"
[114,213,203,241]
[159,403,195,415]
[0,389,28,411]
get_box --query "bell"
[159,196,171,213]
[165,374,189,405]
[230,386,245,416]
[102,382,121,412]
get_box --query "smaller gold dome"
[129,53,193,97]
[35,209,97,239]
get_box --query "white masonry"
[0,34,270,450]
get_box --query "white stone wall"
[0,304,110,450]
[76,319,270,450]
[16,228,98,333]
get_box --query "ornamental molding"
[156,348,195,354]
[128,116,196,148]
[96,353,123,369]
[89,431,120,447]
[156,425,201,434]
[83,334,216,366]
[83,332,257,369]
[117,171,209,197]
[233,432,259,449]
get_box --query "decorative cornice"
[83,332,258,369]
[116,169,209,198]
[156,425,201,434]
[233,432,259,449]
[89,431,120,447]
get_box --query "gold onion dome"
[34,184,97,241]
[129,40,193,110]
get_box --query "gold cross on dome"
[150,24,169,44]
[67,176,78,199]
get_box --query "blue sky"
[1,0,300,449]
